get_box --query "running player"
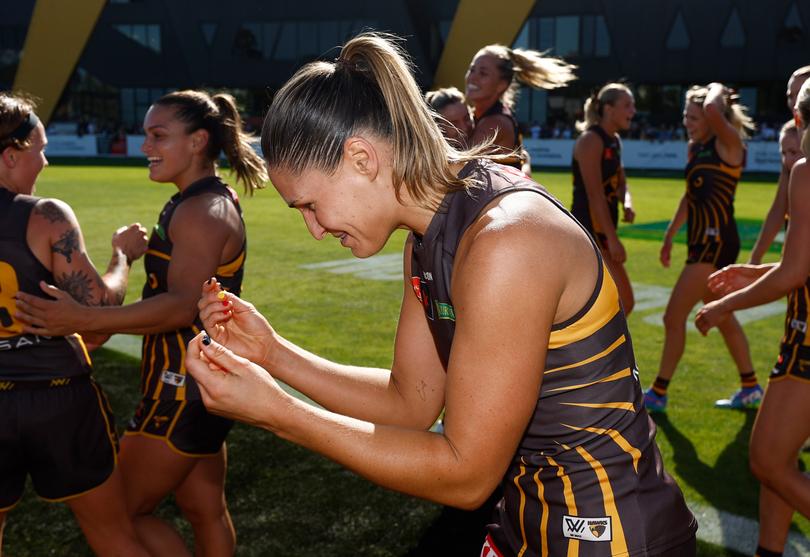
[186,33,695,556]
[465,43,576,170]
[643,82,761,413]
[0,93,149,556]
[571,83,637,314]
[695,78,810,557]
[425,86,474,148]
[748,65,810,265]
[14,90,267,556]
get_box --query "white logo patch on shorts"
[562,515,612,542]
[160,370,186,387]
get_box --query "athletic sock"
[651,377,670,396]
[755,545,783,557]
[740,371,758,389]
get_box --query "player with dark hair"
[14,89,267,556]
[0,92,149,556]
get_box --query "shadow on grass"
[653,411,759,519]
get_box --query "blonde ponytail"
[575,83,632,133]
[262,32,498,211]
[476,44,577,110]
[685,84,756,140]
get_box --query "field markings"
[301,255,786,330]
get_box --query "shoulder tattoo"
[34,201,68,223]
[51,228,79,263]
[56,270,95,304]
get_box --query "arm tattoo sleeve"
[33,201,68,223]
[56,270,96,304]
[51,229,79,263]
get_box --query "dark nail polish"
[202,334,211,346]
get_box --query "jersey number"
[0,261,23,337]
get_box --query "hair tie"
[335,57,361,73]
[8,111,39,142]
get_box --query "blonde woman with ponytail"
[696,79,810,557]
[643,82,761,415]
[465,44,576,169]
[15,89,267,556]
[183,33,696,556]
[571,83,637,315]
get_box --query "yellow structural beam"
[433,0,536,90]
[433,0,534,91]
[13,0,107,124]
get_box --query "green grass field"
[3,164,807,556]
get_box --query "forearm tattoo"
[51,229,79,263]
[56,270,95,304]
[33,201,67,223]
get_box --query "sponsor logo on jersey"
[435,301,456,321]
[411,276,423,304]
[562,515,612,542]
[0,334,44,351]
[790,319,807,333]
[49,377,71,387]
[161,370,186,387]
[0,381,14,391]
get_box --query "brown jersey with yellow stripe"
[0,188,92,381]
[140,176,245,400]
[411,160,696,556]
[685,137,742,247]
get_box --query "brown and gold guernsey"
[411,161,696,556]
[140,176,245,400]
[571,125,622,238]
[476,101,524,170]
[0,188,92,380]
[685,137,742,248]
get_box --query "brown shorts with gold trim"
[125,398,233,456]
[686,238,740,270]
[770,341,810,382]
[0,375,118,510]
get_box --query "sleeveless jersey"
[410,160,696,556]
[140,176,245,400]
[571,125,622,236]
[0,188,92,380]
[476,101,523,170]
[684,137,742,246]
